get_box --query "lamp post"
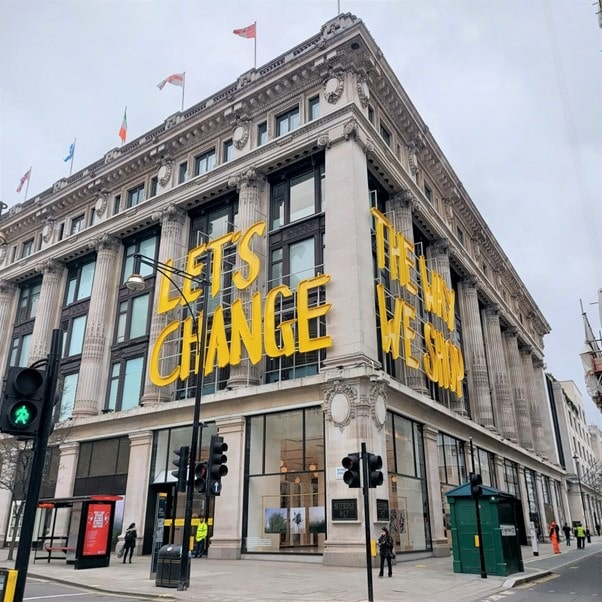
[126,251,211,591]
[572,454,588,530]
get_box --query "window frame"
[194,149,216,176]
[308,96,320,121]
[276,106,300,137]
[257,122,268,146]
[126,183,145,208]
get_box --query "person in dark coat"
[378,527,394,578]
[562,522,571,546]
[122,523,137,564]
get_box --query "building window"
[9,334,32,367]
[257,122,268,146]
[21,239,34,259]
[178,162,188,184]
[58,373,79,421]
[368,105,374,124]
[380,124,391,147]
[308,96,320,121]
[74,437,130,496]
[64,314,87,357]
[127,184,145,208]
[106,356,145,412]
[16,280,41,323]
[113,195,121,215]
[65,260,96,305]
[194,149,216,176]
[276,106,300,136]
[223,139,234,163]
[89,208,98,227]
[424,183,432,202]
[70,214,85,236]
[122,234,158,283]
[456,227,464,246]
[115,294,150,343]
[150,176,158,197]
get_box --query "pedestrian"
[122,523,137,564]
[575,523,586,549]
[585,527,591,544]
[377,527,394,578]
[562,522,571,546]
[549,521,560,554]
[194,517,208,558]
[596,523,601,537]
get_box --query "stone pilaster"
[206,417,245,559]
[226,168,266,388]
[123,431,153,553]
[0,280,18,369]
[494,455,506,492]
[502,331,534,452]
[521,349,546,458]
[53,442,80,535]
[29,260,65,363]
[141,205,188,405]
[534,473,548,541]
[423,425,450,556]
[388,191,426,394]
[457,278,495,428]
[482,306,517,441]
[73,235,121,417]
[532,357,556,462]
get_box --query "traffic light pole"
[361,442,374,602]
[13,329,62,602]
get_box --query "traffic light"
[470,472,483,499]
[194,461,208,493]
[171,446,190,493]
[208,435,228,496]
[341,453,361,488]
[0,367,47,439]
[367,453,384,488]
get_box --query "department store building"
[0,14,570,565]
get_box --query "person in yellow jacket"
[194,517,208,558]
[574,523,586,549]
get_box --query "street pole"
[469,438,486,579]
[361,442,374,602]
[573,454,588,530]
[13,329,62,602]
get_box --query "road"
[477,551,602,602]
[23,577,149,602]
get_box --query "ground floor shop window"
[244,406,325,554]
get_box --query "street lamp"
[126,251,211,591]
[572,454,588,530]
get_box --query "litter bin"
[155,544,189,588]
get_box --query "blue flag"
[64,142,75,162]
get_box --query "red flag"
[119,107,127,143]
[157,73,185,90]
[233,23,256,39]
[16,168,31,193]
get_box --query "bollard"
[529,521,539,556]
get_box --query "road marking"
[24,595,87,600]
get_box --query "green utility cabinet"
[446,483,523,576]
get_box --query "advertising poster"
[82,503,111,556]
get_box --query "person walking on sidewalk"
[562,522,571,546]
[122,523,137,563]
[378,527,394,578]
[575,523,586,549]
[194,517,208,558]
[549,521,561,554]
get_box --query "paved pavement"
[1,538,600,601]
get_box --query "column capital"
[59,441,80,455]
[391,189,419,211]
[94,233,120,253]
[430,238,450,256]
[422,424,439,442]
[0,279,17,295]
[483,304,500,318]
[129,430,153,447]
[459,274,481,290]
[502,328,518,340]
[227,167,266,191]
[35,258,64,276]
[154,203,187,226]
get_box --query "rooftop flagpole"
[69,138,76,176]
[254,22,257,69]
[24,167,32,201]
[181,71,186,112]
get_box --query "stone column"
[73,235,121,417]
[482,306,517,441]
[423,425,449,556]
[28,260,65,363]
[123,431,153,554]
[207,416,245,559]
[322,128,379,368]
[426,240,465,413]
[53,442,80,536]
[388,191,426,393]
[141,205,188,405]
[227,168,266,388]
[532,357,556,462]
[502,331,534,452]
[457,278,495,428]
[0,488,13,544]
[520,348,546,458]
[0,280,18,369]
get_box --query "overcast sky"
[1,0,601,427]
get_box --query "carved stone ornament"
[369,385,387,429]
[232,123,250,150]
[323,380,357,431]
[323,74,344,104]
[357,78,370,108]
[94,194,107,217]
[343,119,358,140]
[157,161,173,187]
[0,245,6,263]
[42,221,54,242]
[407,146,419,176]
[317,135,330,149]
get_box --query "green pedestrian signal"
[0,367,47,439]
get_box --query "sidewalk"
[1,538,600,601]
